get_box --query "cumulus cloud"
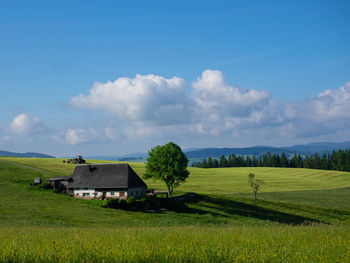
[188,69,273,135]
[64,128,97,145]
[8,114,47,134]
[70,74,190,125]
[104,127,118,141]
[262,82,350,138]
[311,81,350,120]
[192,70,271,117]
[68,70,350,146]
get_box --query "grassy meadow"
[0,157,350,262]
[1,226,349,263]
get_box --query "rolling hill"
[0,157,349,262]
[86,141,350,162]
[0,150,55,158]
[185,141,350,159]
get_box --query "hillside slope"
[0,157,349,227]
[0,150,55,158]
[1,157,350,262]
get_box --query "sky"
[0,0,349,157]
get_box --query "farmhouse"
[48,163,147,199]
[47,176,73,192]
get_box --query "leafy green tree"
[248,172,264,201]
[144,142,190,197]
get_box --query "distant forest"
[191,149,350,172]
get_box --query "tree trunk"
[254,191,257,201]
[167,184,171,198]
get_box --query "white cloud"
[122,125,162,140]
[311,81,350,120]
[261,82,350,138]
[3,71,349,155]
[8,113,47,134]
[188,69,272,135]
[64,128,97,145]
[67,70,350,147]
[70,74,190,125]
[192,70,271,117]
[0,135,11,144]
[104,127,118,141]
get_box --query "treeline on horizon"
[191,149,350,172]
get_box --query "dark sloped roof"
[47,176,72,181]
[68,163,147,189]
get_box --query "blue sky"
[0,0,349,157]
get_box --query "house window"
[110,192,114,196]
[83,193,89,197]
[119,192,125,197]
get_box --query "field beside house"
[0,157,350,262]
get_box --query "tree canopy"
[144,142,190,197]
[192,148,350,172]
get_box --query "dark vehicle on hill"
[63,155,86,164]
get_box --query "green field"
[1,157,350,262]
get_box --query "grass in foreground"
[1,225,349,263]
[1,157,350,262]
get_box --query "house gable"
[48,163,147,199]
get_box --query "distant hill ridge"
[185,141,350,159]
[185,146,293,158]
[0,150,55,158]
[4,142,346,160]
[86,141,350,161]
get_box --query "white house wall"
[74,188,95,197]
[73,188,129,198]
[73,187,146,199]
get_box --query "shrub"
[106,199,128,210]
[106,198,119,208]
[105,195,174,211]
[126,196,136,205]
[42,183,53,190]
